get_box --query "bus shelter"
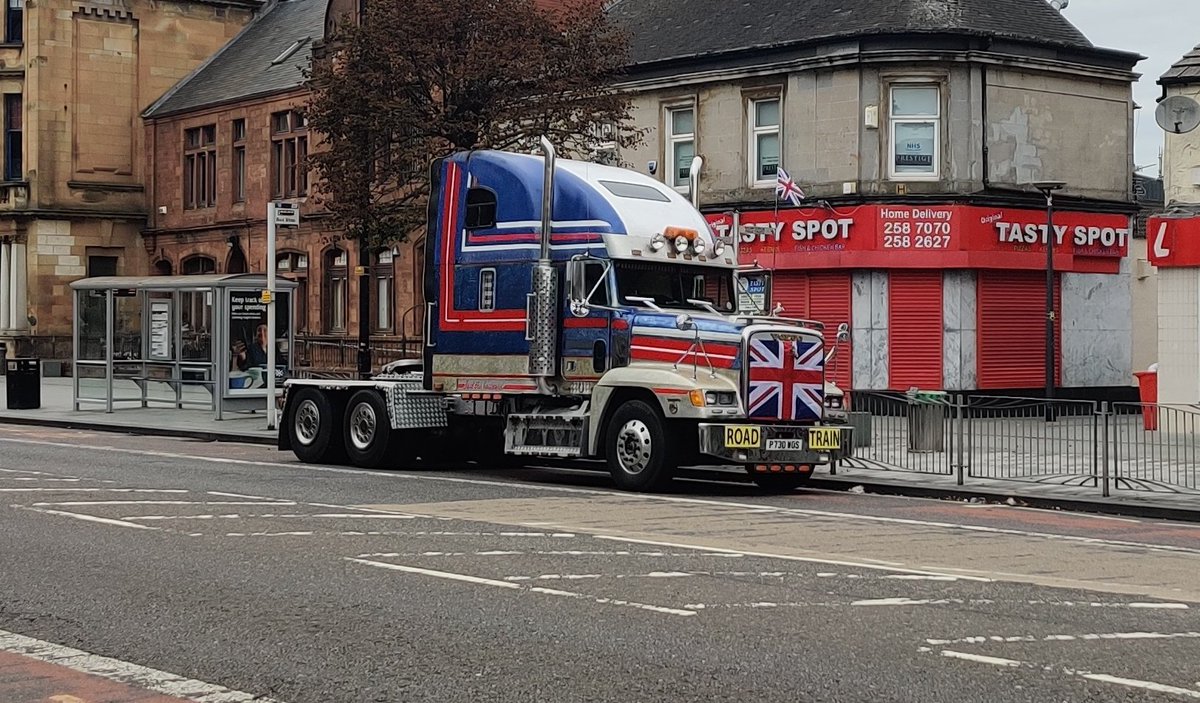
[69,274,296,420]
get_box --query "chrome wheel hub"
[615,419,653,475]
[349,402,377,451]
[294,399,320,446]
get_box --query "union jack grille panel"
[746,333,824,422]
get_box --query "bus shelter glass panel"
[77,290,107,361]
[180,290,213,361]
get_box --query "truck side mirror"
[566,258,589,317]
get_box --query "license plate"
[766,438,804,451]
[724,425,762,449]
[807,427,841,451]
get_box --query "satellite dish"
[1156,95,1200,135]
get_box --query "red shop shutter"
[977,271,1062,390]
[889,270,943,390]
[771,273,808,318]
[808,272,853,389]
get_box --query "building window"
[277,252,308,333]
[666,106,694,190]
[232,119,246,203]
[373,249,394,333]
[889,85,940,179]
[87,255,118,277]
[478,268,496,312]
[749,98,780,186]
[323,247,347,333]
[181,255,216,275]
[183,125,217,209]
[3,93,19,181]
[5,0,21,43]
[271,109,309,199]
[413,238,425,338]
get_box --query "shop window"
[889,85,940,180]
[749,97,780,186]
[184,125,217,209]
[373,249,394,332]
[666,106,694,190]
[271,109,308,199]
[232,118,246,203]
[323,247,347,332]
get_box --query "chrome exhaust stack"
[527,136,559,388]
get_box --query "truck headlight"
[825,395,843,409]
[712,239,726,256]
[674,235,689,253]
[692,238,706,254]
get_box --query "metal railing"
[292,335,421,375]
[842,392,1200,497]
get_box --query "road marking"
[939,648,1200,700]
[853,598,941,606]
[928,631,1200,646]
[0,628,284,702]
[225,531,315,537]
[4,434,1199,556]
[18,506,160,531]
[595,535,991,581]
[941,650,1023,667]
[122,513,421,522]
[0,477,83,482]
[0,488,189,493]
[346,558,696,617]
[30,500,296,507]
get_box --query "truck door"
[561,259,613,387]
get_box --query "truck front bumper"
[697,423,854,464]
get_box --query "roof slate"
[607,0,1103,67]
[143,0,328,118]
[1161,45,1200,85]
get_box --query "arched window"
[181,255,216,275]
[323,247,348,333]
[277,251,309,333]
[153,259,173,276]
[372,248,395,333]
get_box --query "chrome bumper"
[697,423,854,464]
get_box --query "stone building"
[142,0,424,372]
[608,0,1143,396]
[0,0,257,367]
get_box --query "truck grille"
[745,331,825,423]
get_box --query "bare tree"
[305,0,643,246]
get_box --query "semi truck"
[277,137,853,492]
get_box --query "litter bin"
[5,358,41,410]
[907,389,946,452]
[1133,370,1158,431]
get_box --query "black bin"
[6,358,41,410]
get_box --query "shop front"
[706,204,1133,394]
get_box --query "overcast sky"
[1063,0,1199,177]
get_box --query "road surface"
[0,424,1198,702]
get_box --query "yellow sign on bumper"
[723,425,762,449]
[807,427,841,451]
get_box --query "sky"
[1062,0,1200,178]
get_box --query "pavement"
[1,427,1200,702]
[1,376,1197,522]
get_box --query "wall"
[1162,84,1200,206]
[851,271,887,390]
[987,68,1132,201]
[942,270,977,391]
[1128,235,1158,374]
[1157,267,1200,404]
[1060,264,1133,387]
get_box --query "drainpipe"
[527,136,559,393]
[981,64,990,188]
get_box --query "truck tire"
[605,399,676,492]
[343,390,394,469]
[289,388,344,464]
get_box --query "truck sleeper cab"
[277,139,852,492]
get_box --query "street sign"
[273,203,300,227]
[260,290,272,304]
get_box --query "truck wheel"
[343,390,394,469]
[605,400,675,492]
[289,388,344,464]
[749,469,813,493]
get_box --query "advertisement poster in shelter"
[227,290,291,395]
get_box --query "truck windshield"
[614,261,735,312]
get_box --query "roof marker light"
[649,233,666,251]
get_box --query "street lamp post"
[1033,181,1065,422]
